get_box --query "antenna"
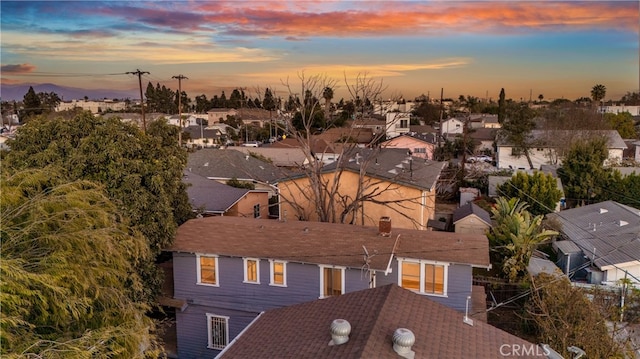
[361,245,377,288]
[463,296,474,326]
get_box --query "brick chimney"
[379,217,391,237]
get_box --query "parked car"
[242,141,261,148]
[467,155,492,163]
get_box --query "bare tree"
[276,72,442,229]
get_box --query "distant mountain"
[1,83,139,102]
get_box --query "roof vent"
[599,208,608,214]
[618,220,629,227]
[328,319,351,346]
[392,328,415,359]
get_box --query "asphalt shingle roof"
[166,216,490,269]
[546,201,640,269]
[187,148,284,183]
[452,202,492,226]
[183,171,258,214]
[316,148,446,191]
[218,284,540,359]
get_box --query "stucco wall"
[278,170,435,229]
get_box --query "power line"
[497,179,640,284]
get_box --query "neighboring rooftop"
[496,129,627,149]
[546,201,640,269]
[452,202,492,226]
[187,148,284,183]
[314,148,446,191]
[166,216,490,270]
[218,284,540,359]
[183,171,266,214]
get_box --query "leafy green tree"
[606,170,640,209]
[604,112,637,139]
[620,91,640,106]
[226,177,256,190]
[195,94,210,113]
[2,112,193,303]
[499,102,536,169]
[557,137,611,206]
[37,91,61,111]
[527,273,630,358]
[496,171,563,216]
[21,86,42,121]
[412,101,441,125]
[1,168,156,358]
[487,197,557,282]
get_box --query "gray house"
[165,216,490,358]
[547,201,640,286]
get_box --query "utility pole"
[126,69,150,132]
[438,88,444,148]
[172,75,188,146]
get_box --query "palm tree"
[488,197,558,282]
[591,84,606,110]
[322,86,334,121]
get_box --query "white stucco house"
[441,117,465,136]
[496,129,626,170]
[385,112,411,139]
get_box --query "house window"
[269,260,287,287]
[253,204,260,218]
[206,314,229,350]
[414,147,426,154]
[401,262,420,290]
[197,254,218,286]
[319,265,345,298]
[400,119,409,128]
[424,263,445,294]
[398,259,448,296]
[243,258,260,284]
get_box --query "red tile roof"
[218,284,540,358]
[166,217,490,269]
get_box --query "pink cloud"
[1,63,36,74]
[194,1,638,38]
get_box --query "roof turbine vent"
[328,319,351,346]
[392,328,415,359]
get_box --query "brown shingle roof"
[166,216,490,269]
[218,284,539,358]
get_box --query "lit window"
[269,260,287,287]
[243,258,260,284]
[399,259,447,296]
[424,263,445,295]
[206,314,229,350]
[253,204,260,218]
[320,265,345,298]
[401,262,420,290]
[197,255,218,286]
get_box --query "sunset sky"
[1,1,638,102]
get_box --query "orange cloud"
[1,63,36,74]
[193,1,638,38]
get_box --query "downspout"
[421,190,426,229]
